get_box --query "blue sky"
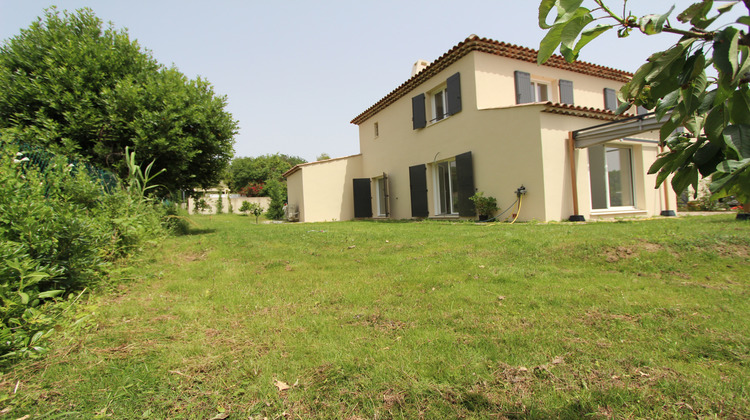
[0,1,732,162]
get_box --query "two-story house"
[284,35,676,223]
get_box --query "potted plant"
[469,192,498,222]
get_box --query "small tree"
[239,201,263,224]
[248,202,263,224]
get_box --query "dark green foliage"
[226,154,305,193]
[538,0,750,204]
[0,8,237,193]
[216,191,223,214]
[0,143,167,360]
[264,178,287,220]
[193,197,209,214]
[162,202,191,235]
[469,191,497,219]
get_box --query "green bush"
[162,202,191,235]
[0,144,168,361]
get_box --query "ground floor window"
[434,160,458,215]
[375,176,388,216]
[588,145,635,210]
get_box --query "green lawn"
[2,215,748,419]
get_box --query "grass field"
[1,214,748,419]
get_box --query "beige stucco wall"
[286,155,363,222]
[187,195,270,215]
[473,52,624,110]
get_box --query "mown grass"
[1,214,748,419]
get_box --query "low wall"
[187,194,271,215]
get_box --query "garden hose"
[481,198,518,223]
[510,194,523,224]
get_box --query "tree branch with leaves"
[538,0,750,209]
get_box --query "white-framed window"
[431,88,448,122]
[375,176,388,216]
[530,80,550,102]
[588,145,635,210]
[433,160,458,215]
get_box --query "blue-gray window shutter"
[409,164,428,217]
[559,80,574,105]
[446,72,462,115]
[455,151,475,217]
[514,71,532,104]
[412,93,426,129]
[353,178,372,218]
[603,88,617,111]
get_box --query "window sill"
[428,116,450,127]
[429,215,460,219]
[590,208,647,217]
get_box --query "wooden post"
[659,144,676,216]
[568,132,583,220]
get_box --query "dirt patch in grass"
[711,243,750,258]
[179,250,209,263]
[382,388,406,411]
[603,240,664,262]
[348,313,411,332]
[152,314,178,322]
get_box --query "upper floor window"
[411,72,462,130]
[432,88,448,122]
[374,122,379,138]
[515,71,575,105]
[531,80,549,103]
[604,88,618,111]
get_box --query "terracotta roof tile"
[351,35,633,125]
[541,102,634,121]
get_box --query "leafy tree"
[226,153,305,193]
[538,0,750,207]
[317,153,331,160]
[0,8,238,194]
